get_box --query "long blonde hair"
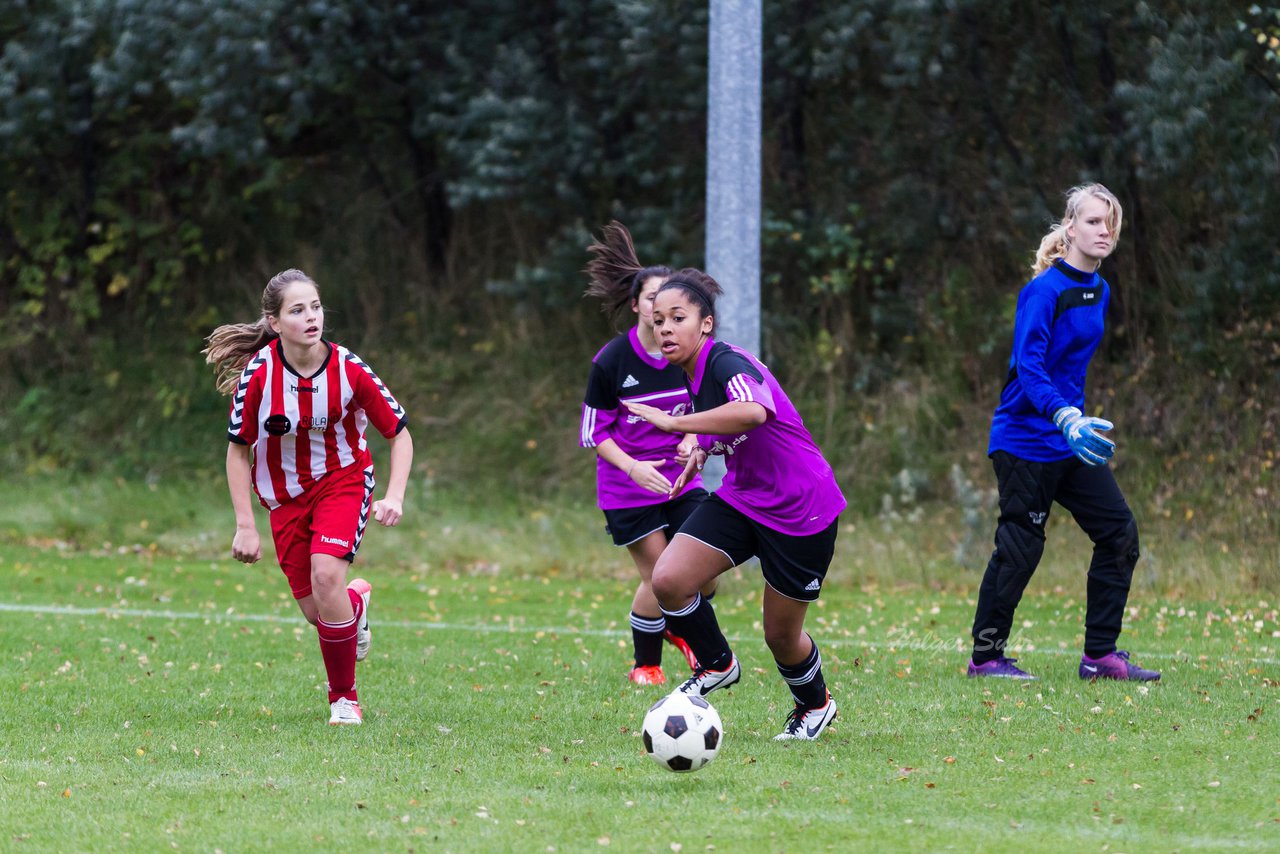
[203,269,318,395]
[1032,183,1123,274]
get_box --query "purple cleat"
[967,656,1036,680]
[1079,650,1161,682]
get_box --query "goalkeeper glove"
[1053,406,1115,466]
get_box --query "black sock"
[660,594,732,670]
[777,636,827,708]
[630,611,665,667]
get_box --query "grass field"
[2,506,1277,853]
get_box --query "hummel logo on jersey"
[1028,511,1047,525]
[320,535,351,548]
[622,374,639,388]
[804,579,821,592]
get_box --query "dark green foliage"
[0,1,1276,512]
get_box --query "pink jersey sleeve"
[579,403,619,448]
[725,372,776,416]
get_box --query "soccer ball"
[641,692,723,772]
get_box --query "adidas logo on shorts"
[622,374,639,388]
[804,579,821,592]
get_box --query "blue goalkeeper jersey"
[989,259,1110,462]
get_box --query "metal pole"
[705,0,762,356]
[702,0,762,492]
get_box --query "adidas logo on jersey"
[622,374,639,388]
[804,579,821,592]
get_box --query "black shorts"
[676,493,838,602]
[603,488,709,547]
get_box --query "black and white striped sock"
[776,635,827,708]
[660,594,732,671]
[630,611,665,667]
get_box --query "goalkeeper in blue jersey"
[968,183,1160,683]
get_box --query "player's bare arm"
[225,443,262,564]
[626,400,766,436]
[594,435,673,496]
[373,428,414,526]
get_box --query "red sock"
[347,587,365,623]
[317,615,358,703]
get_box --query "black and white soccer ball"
[641,692,723,772]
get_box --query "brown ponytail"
[583,221,672,320]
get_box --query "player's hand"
[675,434,700,465]
[625,401,678,433]
[628,460,674,495]
[372,497,403,527]
[1053,406,1115,466]
[669,447,706,498]
[231,527,261,564]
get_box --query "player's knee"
[1102,517,1140,573]
[995,521,1045,573]
[310,557,346,596]
[650,560,692,609]
[762,625,804,660]
[1118,518,1140,567]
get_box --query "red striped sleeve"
[323,348,343,472]
[295,374,315,492]
[266,347,290,505]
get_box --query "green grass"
[2,533,1277,852]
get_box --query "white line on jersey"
[728,373,756,403]
[580,405,598,447]
[619,388,684,405]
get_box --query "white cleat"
[774,692,837,741]
[674,655,740,697]
[328,697,363,726]
[349,578,372,661]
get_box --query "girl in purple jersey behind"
[579,222,713,686]
[626,268,847,740]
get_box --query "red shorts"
[269,462,375,599]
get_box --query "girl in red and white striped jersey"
[205,269,414,726]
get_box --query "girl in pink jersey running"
[204,268,414,725]
[580,222,715,685]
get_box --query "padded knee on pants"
[1106,517,1140,572]
[995,521,1045,576]
[1091,517,1139,588]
